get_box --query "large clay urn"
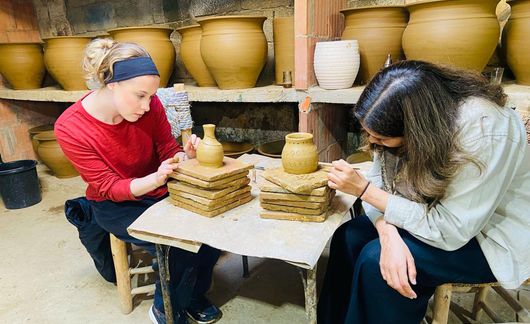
[196,124,224,168]
[108,26,175,87]
[176,25,216,87]
[402,0,501,72]
[43,36,92,90]
[34,131,79,178]
[273,17,295,85]
[281,133,318,175]
[0,42,45,89]
[341,6,408,84]
[198,16,268,89]
[505,0,530,85]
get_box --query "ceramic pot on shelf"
[28,124,54,160]
[281,133,318,174]
[43,36,92,90]
[176,25,216,87]
[198,16,268,89]
[505,0,530,85]
[34,130,79,178]
[314,40,360,90]
[402,0,501,72]
[273,17,295,86]
[341,6,408,84]
[0,42,45,89]
[107,26,175,87]
[196,124,224,168]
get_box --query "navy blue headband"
[106,56,160,84]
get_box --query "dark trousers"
[317,215,496,324]
[89,196,221,314]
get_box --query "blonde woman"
[55,38,221,324]
[318,60,530,323]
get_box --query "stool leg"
[432,284,452,324]
[471,286,489,321]
[110,234,133,314]
[242,255,249,278]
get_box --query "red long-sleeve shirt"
[55,93,182,202]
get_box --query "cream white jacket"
[363,97,530,289]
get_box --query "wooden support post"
[471,286,489,321]
[432,284,452,324]
[299,266,318,324]
[110,234,133,314]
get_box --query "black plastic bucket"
[0,159,42,209]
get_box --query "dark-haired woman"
[318,60,530,324]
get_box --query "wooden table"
[127,155,358,324]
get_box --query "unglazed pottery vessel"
[28,124,54,159]
[505,0,530,85]
[198,16,267,89]
[34,130,79,178]
[281,133,318,174]
[0,42,45,89]
[314,40,360,89]
[43,36,92,90]
[108,26,175,87]
[176,25,216,87]
[196,124,224,168]
[341,6,408,84]
[273,17,295,86]
[402,0,500,72]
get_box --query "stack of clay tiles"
[259,166,335,222]
[167,157,254,217]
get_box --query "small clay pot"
[281,133,318,174]
[196,124,224,168]
[33,130,79,178]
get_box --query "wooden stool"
[430,279,530,323]
[109,233,156,314]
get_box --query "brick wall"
[0,0,41,42]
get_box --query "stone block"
[189,0,242,18]
[67,3,115,34]
[241,0,294,10]
[346,0,404,7]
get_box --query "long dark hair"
[355,60,507,204]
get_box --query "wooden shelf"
[0,83,528,111]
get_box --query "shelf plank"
[0,83,528,111]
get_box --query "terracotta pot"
[402,0,500,72]
[43,36,91,90]
[176,25,216,87]
[108,26,176,87]
[314,40,360,89]
[505,0,530,85]
[198,16,268,89]
[341,6,408,84]
[281,133,318,175]
[196,124,224,168]
[28,124,54,160]
[34,131,79,178]
[273,17,295,85]
[0,43,45,89]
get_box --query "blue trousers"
[89,196,220,314]
[317,215,496,324]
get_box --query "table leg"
[155,244,174,324]
[299,265,317,324]
[242,255,250,278]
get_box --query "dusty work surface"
[0,163,526,323]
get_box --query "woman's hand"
[377,219,418,299]
[183,134,200,159]
[327,159,369,196]
[153,158,179,187]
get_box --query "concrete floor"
[1,164,528,323]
